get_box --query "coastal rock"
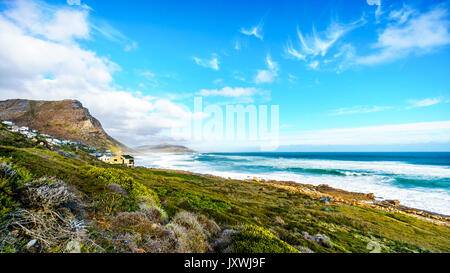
[302,232,332,248]
[385,200,400,206]
[364,193,375,199]
[107,183,128,196]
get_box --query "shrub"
[107,210,178,253]
[230,225,300,253]
[0,159,33,225]
[84,167,160,206]
[94,193,140,216]
[0,177,89,253]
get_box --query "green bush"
[84,166,160,206]
[0,158,33,225]
[231,225,300,253]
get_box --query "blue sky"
[0,0,449,151]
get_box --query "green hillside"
[0,124,449,253]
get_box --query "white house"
[98,154,112,163]
[2,121,13,126]
[19,127,29,134]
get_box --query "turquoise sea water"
[136,152,450,215]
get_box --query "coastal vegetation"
[0,123,449,253]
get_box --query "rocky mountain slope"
[135,143,196,154]
[0,99,130,153]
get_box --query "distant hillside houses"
[2,120,88,148]
[2,120,134,168]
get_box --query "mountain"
[135,143,195,154]
[0,99,130,153]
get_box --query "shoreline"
[136,165,450,225]
[134,151,450,218]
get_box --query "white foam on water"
[135,153,450,216]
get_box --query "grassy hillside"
[0,125,449,253]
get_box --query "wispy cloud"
[287,73,298,83]
[388,4,416,24]
[213,78,224,85]
[240,20,264,40]
[137,70,158,88]
[124,41,138,52]
[285,40,306,60]
[199,87,261,97]
[90,19,138,52]
[366,0,383,22]
[407,97,444,108]
[234,40,241,50]
[329,105,392,116]
[285,17,365,70]
[66,0,92,10]
[193,54,219,70]
[283,121,450,146]
[254,54,279,84]
[357,6,450,65]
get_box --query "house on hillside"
[109,155,135,168]
[19,127,29,134]
[2,121,13,126]
[98,154,112,163]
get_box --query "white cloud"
[293,20,363,58]
[285,40,306,60]
[308,60,319,70]
[254,70,276,84]
[287,74,298,83]
[89,18,138,52]
[388,5,416,24]
[357,6,450,65]
[283,121,450,146]
[137,70,159,88]
[124,41,138,52]
[329,105,392,116]
[407,97,444,108]
[234,40,241,50]
[254,54,279,84]
[366,0,383,22]
[193,55,219,70]
[5,0,89,43]
[199,87,261,97]
[0,0,197,145]
[285,17,365,70]
[366,0,380,5]
[66,0,91,10]
[213,78,224,85]
[240,21,264,40]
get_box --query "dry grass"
[0,177,97,253]
[102,210,221,253]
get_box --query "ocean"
[135,152,450,216]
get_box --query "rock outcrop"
[0,99,130,153]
